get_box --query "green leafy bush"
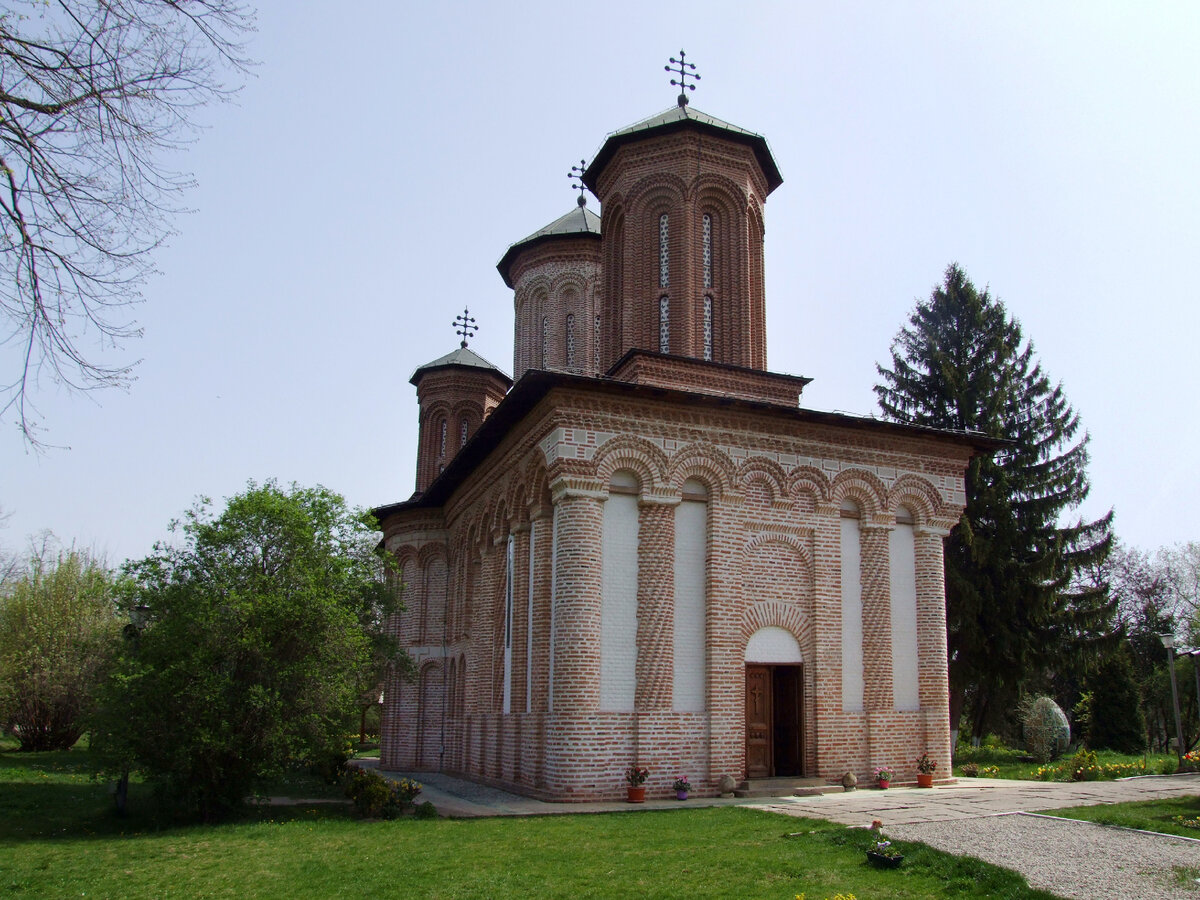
[344,768,402,819]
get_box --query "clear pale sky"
[2,1,1197,564]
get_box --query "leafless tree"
[1,0,253,445]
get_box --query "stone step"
[733,777,842,798]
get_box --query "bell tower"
[582,53,783,372]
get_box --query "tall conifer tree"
[875,264,1114,738]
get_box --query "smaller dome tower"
[498,163,603,379]
[410,311,511,494]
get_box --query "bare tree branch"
[0,0,253,446]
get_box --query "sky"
[2,1,1198,565]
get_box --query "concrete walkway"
[358,759,1200,824]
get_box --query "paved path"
[749,773,1200,825]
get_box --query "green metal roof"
[582,104,783,194]
[409,346,512,387]
[496,204,602,288]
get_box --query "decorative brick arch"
[692,172,747,208]
[737,456,789,504]
[887,474,947,524]
[740,601,814,653]
[518,458,551,510]
[744,531,815,575]
[416,542,447,569]
[592,434,670,492]
[743,532,816,616]
[786,465,832,504]
[830,469,888,517]
[667,442,734,499]
[626,172,689,213]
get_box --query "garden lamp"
[1160,633,1185,763]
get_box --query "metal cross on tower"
[665,50,700,107]
[568,160,588,207]
[453,308,478,348]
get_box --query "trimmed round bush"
[1021,695,1070,762]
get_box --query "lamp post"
[115,604,151,816]
[1160,633,1185,764]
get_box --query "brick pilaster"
[635,495,678,711]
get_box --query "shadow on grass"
[0,747,354,845]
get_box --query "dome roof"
[582,104,782,195]
[409,346,512,387]
[496,204,601,288]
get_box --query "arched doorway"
[745,627,803,779]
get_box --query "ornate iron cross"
[453,308,478,348]
[665,50,700,107]
[568,159,588,207]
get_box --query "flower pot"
[916,773,934,788]
[676,790,689,800]
[877,779,890,790]
[627,786,645,803]
[867,851,904,869]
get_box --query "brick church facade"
[375,94,988,800]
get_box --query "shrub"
[1020,696,1070,762]
[414,800,438,819]
[344,768,403,819]
[1068,748,1098,782]
[0,547,120,751]
[960,762,980,777]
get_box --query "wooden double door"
[745,664,804,779]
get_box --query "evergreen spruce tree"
[1085,645,1146,753]
[875,264,1114,738]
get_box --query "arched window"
[593,314,601,372]
[541,316,548,368]
[565,314,576,369]
[460,419,469,447]
[438,419,447,458]
[659,295,670,353]
[702,213,712,288]
[659,213,669,287]
[702,214,713,361]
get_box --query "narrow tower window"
[439,419,447,458]
[702,213,712,288]
[659,296,670,353]
[541,316,548,368]
[703,295,713,361]
[460,420,468,447]
[659,213,669,288]
[565,314,576,368]
[594,314,601,371]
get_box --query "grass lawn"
[1039,795,1200,839]
[0,743,1067,900]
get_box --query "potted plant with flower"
[915,752,937,788]
[866,819,903,868]
[873,766,894,789]
[625,765,649,803]
[672,775,691,800]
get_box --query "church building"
[375,65,989,800]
